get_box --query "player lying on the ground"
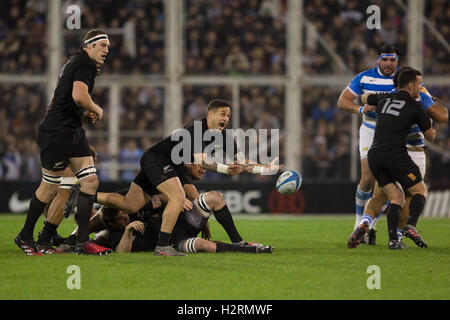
[63,163,263,253]
[92,190,273,254]
[65,161,266,254]
[347,67,448,249]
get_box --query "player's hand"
[151,194,164,209]
[201,222,211,240]
[432,96,440,103]
[183,198,193,211]
[125,221,145,235]
[263,157,283,175]
[96,63,102,75]
[89,145,98,164]
[83,111,98,124]
[227,164,243,176]
[242,163,255,173]
[362,104,376,113]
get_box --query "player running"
[15,29,111,256]
[337,44,400,243]
[348,68,436,249]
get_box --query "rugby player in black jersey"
[348,68,436,249]
[66,99,281,256]
[15,29,111,255]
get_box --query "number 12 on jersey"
[381,99,405,116]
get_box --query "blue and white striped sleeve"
[346,72,364,97]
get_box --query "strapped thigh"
[42,170,62,185]
[75,165,97,181]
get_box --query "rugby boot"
[347,222,369,248]
[402,224,428,248]
[154,245,186,256]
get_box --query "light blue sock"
[355,186,372,229]
[360,214,373,226]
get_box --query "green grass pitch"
[0,214,449,300]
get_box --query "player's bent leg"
[69,157,111,255]
[382,183,406,249]
[203,191,244,244]
[36,172,78,253]
[402,182,428,248]
[96,182,151,214]
[154,177,187,256]
[15,168,63,255]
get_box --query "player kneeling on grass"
[94,190,273,254]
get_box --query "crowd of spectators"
[1,0,449,188]
[0,84,46,180]
[184,0,287,75]
[302,87,352,180]
[63,0,165,74]
[423,0,450,75]
[0,0,47,74]
[303,0,408,74]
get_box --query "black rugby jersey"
[40,50,98,131]
[148,118,238,166]
[368,90,432,150]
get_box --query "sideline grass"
[0,214,449,300]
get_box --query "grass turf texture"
[0,214,449,300]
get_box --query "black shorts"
[171,216,201,252]
[132,151,178,196]
[368,147,422,190]
[37,128,91,171]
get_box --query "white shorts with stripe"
[359,122,375,160]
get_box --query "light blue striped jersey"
[346,67,396,124]
[407,91,434,148]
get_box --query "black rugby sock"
[407,194,426,227]
[20,194,47,240]
[215,242,257,253]
[157,231,171,247]
[75,191,95,243]
[213,205,243,243]
[38,221,58,244]
[386,203,402,241]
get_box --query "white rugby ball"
[276,170,302,195]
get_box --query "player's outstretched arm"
[194,153,243,176]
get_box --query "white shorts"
[359,123,375,160]
[408,150,426,179]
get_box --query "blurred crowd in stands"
[0,0,449,187]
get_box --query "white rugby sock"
[355,186,372,230]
